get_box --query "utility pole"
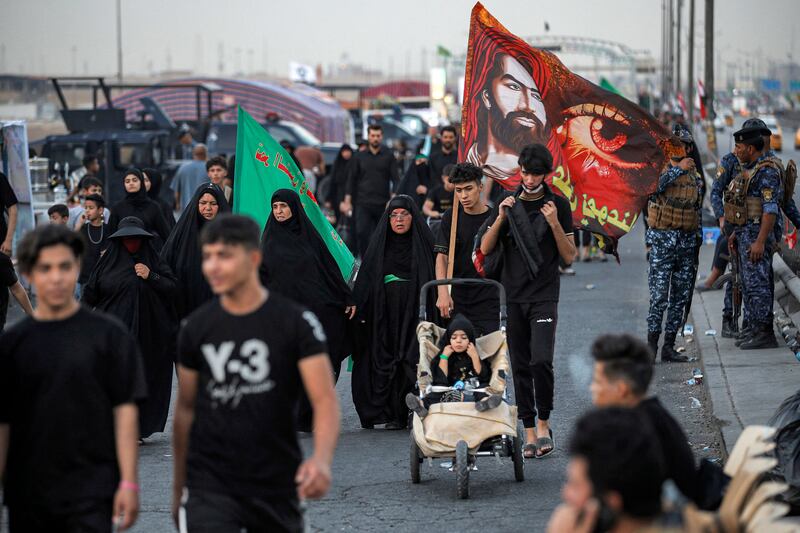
[675,0,682,99]
[704,0,714,119]
[687,0,695,122]
[666,0,674,105]
[116,0,123,83]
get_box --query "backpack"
[783,159,797,209]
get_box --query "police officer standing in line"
[710,118,799,341]
[722,125,783,349]
[645,125,701,363]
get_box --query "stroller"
[409,278,524,499]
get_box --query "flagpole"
[446,190,460,280]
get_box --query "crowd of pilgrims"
[73,163,459,436]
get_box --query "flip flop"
[522,442,537,459]
[535,429,555,459]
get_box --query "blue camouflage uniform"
[646,165,703,335]
[712,151,796,320]
[730,154,782,329]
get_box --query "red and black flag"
[460,2,682,250]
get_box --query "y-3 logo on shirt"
[201,339,276,408]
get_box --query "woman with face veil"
[108,168,172,251]
[160,183,229,320]
[351,195,436,429]
[82,216,177,439]
[260,189,355,430]
[143,167,176,232]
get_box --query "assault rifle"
[728,233,742,325]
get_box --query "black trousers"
[180,488,303,533]
[507,301,557,428]
[8,499,112,533]
[0,285,8,332]
[355,203,386,257]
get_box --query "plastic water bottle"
[453,380,465,391]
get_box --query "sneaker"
[559,266,576,276]
[475,394,503,412]
[405,393,428,418]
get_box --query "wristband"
[440,354,449,361]
[119,481,139,492]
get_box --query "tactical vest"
[723,159,782,226]
[647,170,700,231]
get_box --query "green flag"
[233,106,356,281]
[437,45,452,58]
[599,77,623,96]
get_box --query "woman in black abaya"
[260,189,355,430]
[160,183,229,320]
[325,144,353,213]
[143,167,176,232]
[83,216,177,439]
[108,168,172,251]
[351,195,436,429]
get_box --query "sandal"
[522,442,537,459]
[535,429,555,458]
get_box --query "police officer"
[722,125,782,349]
[711,118,798,340]
[646,125,701,363]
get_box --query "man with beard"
[428,126,458,184]
[341,124,400,257]
[466,53,548,187]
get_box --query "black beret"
[733,126,763,145]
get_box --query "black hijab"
[326,144,353,205]
[160,183,230,318]
[353,194,436,315]
[439,314,477,351]
[109,168,172,248]
[260,189,351,309]
[144,167,176,231]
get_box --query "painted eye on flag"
[560,103,649,170]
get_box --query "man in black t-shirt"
[0,225,145,532]
[173,214,340,533]
[428,125,458,183]
[434,162,499,335]
[480,144,576,459]
[589,333,726,510]
[0,252,33,331]
[341,124,400,257]
[0,170,19,256]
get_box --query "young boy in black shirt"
[589,333,726,510]
[0,224,145,532]
[173,214,340,533]
[480,143,576,459]
[422,163,456,220]
[75,193,110,287]
[0,251,33,331]
[434,162,499,335]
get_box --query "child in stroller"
[406,314,503,418]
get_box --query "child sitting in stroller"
[406,314,503,418]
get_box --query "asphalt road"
[0,204,727,533]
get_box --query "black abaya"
[144,167,176,232]
[351,195,436,428]
[260,189,354,429]
[82,227,177,438]
[160,183,230,320]
[109,168,172,251]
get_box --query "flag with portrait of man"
[460,2,683,250]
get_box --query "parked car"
[762,115,782,152]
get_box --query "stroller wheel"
[410,433,422,484]
[512,423,525,482]
[455,440,470,499]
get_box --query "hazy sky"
[1,0,798,79]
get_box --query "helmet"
[742,118,771,136]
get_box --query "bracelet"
[440,354,449,361]
[119,480,139,492]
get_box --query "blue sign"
[790,80,800,92]
[760,79,781,92]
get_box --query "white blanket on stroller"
[412,401,518,456]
